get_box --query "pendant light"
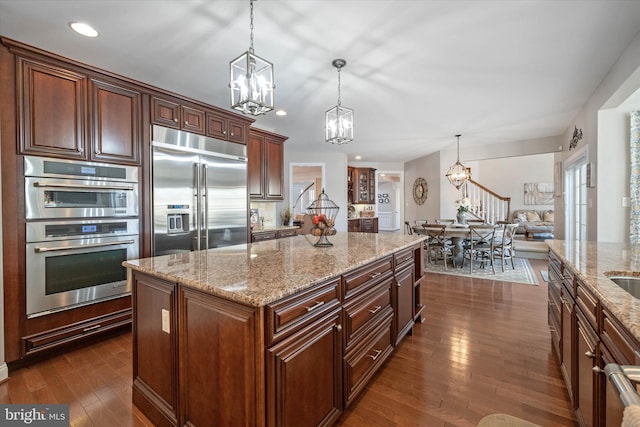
[445,134,470,189]
[229,0,275,116]
[325,59,354,144]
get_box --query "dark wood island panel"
[125,233,425,427]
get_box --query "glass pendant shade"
[325,105,354,145]
[445,134,470,189]
[229,50,274,115]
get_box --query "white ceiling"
[1,0,639,162]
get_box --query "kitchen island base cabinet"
[267,308,343,427]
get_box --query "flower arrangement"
[280,206,292,226]
[454,197,471,213]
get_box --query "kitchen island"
[124,232,426,427]
[546,240,640,426]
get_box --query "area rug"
[424,257,538,285]
[477,413,541,427]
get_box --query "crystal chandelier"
[445,134,470,189]
[229,0,274,116]
[325,59,354,144]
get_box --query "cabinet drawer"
[549,251,562,277]
[548,285,561,320]
[343,311,393,407]
[343,280,392,350]
[266,278,341,345]
[277,228,298,239]
[252,231,277,242]
[394,247,415,271]
[23,309,131,355]
[562,268,575,297]
[602,310,640,364]
[576,280,598,330]
[343,256,393,300]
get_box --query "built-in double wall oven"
[24,156,139,318]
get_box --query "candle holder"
[307,189,339,247]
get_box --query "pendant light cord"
[337,67,342,107]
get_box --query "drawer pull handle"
[369,272,382,279]
[593,366,604,374]
[585,351,595,359]
[305,301,325,312]
[335,324,342,332]
[367,349,383,361]
[549,326,556,333]
[369,305,382,315]
[83,324,102,333]
[401,256,412,263]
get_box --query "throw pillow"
[526,211,541,222]
[516,213,527,222]
[543,211,554,222]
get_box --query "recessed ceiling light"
[69,22,99,38]
[355,156,362,160]
[275,110,287,116]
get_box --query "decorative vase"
[457,210,467,225]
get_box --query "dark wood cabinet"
[248,128,287,201]
[576,309,597,427]
[350,167,376,204]
[90,78,142,165]
[347,218,378,233]
[561,279,576,407]
[393,253,415,345]
[17,57,87,159]
[131,273,178,427]
[206,112,248,144]
[16,56,142,164]
[151,96,206,134]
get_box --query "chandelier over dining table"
[445,134,470,189]
[325,59,354,144]
[229,0,275,116]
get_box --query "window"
[565,154,588,241]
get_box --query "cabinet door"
[576,312,597,427]
[600,346,624,427]
[132,273,178,426]
[394,265,414,345]
[228,118,247,144]
[561,286,575,407]
[151,96,180,128]
[265,137,284,200]
[18,57,87,159]
[180,287,259,427]
[90,79,142,165]
[248,132,265,198]
[266,308,342,427]
[206,112,227,140]
[181,106,205,134]
[348,220,360,232]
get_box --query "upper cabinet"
[350,167,376,204]
[152,96,249,145]
[248,128,287,201]
[17,56,142,165]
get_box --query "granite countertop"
[546,240,640,340]
[124,233,425,307]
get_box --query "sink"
[607,275,640,298]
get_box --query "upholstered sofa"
[511,209,554,238]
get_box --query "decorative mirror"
[412,177,428,205]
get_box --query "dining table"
[414,224,471,268]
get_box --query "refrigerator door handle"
[202,163,209,250]
[194,163,201,251]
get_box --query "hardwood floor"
[0,258,576,427]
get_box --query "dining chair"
[493,223,518,271]
[463,225,496,274]
[404,221,413,235]
[422,224,453,270]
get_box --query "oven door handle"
[34,239,136,253]
[32,181,135,191]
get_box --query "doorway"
[289,163,325,217]
[376,171,403,231]
[565,151,588,241]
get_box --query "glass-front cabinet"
[349,167,376,204]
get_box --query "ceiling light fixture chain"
[325,58,353,145]
[229,0,275,116]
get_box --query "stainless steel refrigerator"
[151,125,248,255]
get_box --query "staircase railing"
[463,179,511,225]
